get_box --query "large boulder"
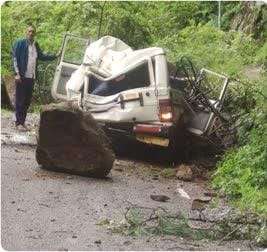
[36,102,115,178]
[1,76,15,109]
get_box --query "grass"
[29,104,42,114]
[160,168,176,178]
[1,108,12,116]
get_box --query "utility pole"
[218,0,221,29]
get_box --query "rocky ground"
[1,110,261,250]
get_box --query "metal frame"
[200,68,229,134]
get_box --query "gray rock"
[176,164,193,181]
[1,76,15,109]
[191,197,212,211]
[150,194,170,202]
[36,102,115,178]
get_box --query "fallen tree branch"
[188,216,261,226]
[218,225,240,245]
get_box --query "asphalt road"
[1,112,256,250]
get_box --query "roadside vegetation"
[97,205,265,246]
[1,0,266,233]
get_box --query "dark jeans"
[15,78,34,126]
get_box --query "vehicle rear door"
[83,58,159,123]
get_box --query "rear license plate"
[136,134,169,147]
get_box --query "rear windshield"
[119,62,150,89]
[88,62,151,96]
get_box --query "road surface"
[1,111,257,250]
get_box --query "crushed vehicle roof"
[66,36,165,93]
[83,36,165,77]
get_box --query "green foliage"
[1,108,12,116]
[63,37,88,65]
[2,2,264,76]
[102,2,151,48]
[155,24,261,76]
[212,70,267,216]
[213,106,267,215]
[255,41,267,68]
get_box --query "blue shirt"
[12,38,56,77]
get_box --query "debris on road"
[191,197,212,211]
[1,132,37,146]
[152,175,159,180]
[39,203,50,208]
[36,102,115,178]
[176,164,193,181]
[150,194,170,202]
[204,191,218,197]
[204,190,226,198]
[160,168,176,178]
[113,167,123,172]
[176,187,191,199]
[17,208,26,212]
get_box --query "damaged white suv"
[52,34,229,149]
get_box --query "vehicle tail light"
[159,99,173,122]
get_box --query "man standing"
[12,25,58,130]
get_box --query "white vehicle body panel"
[83,86,160,123]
